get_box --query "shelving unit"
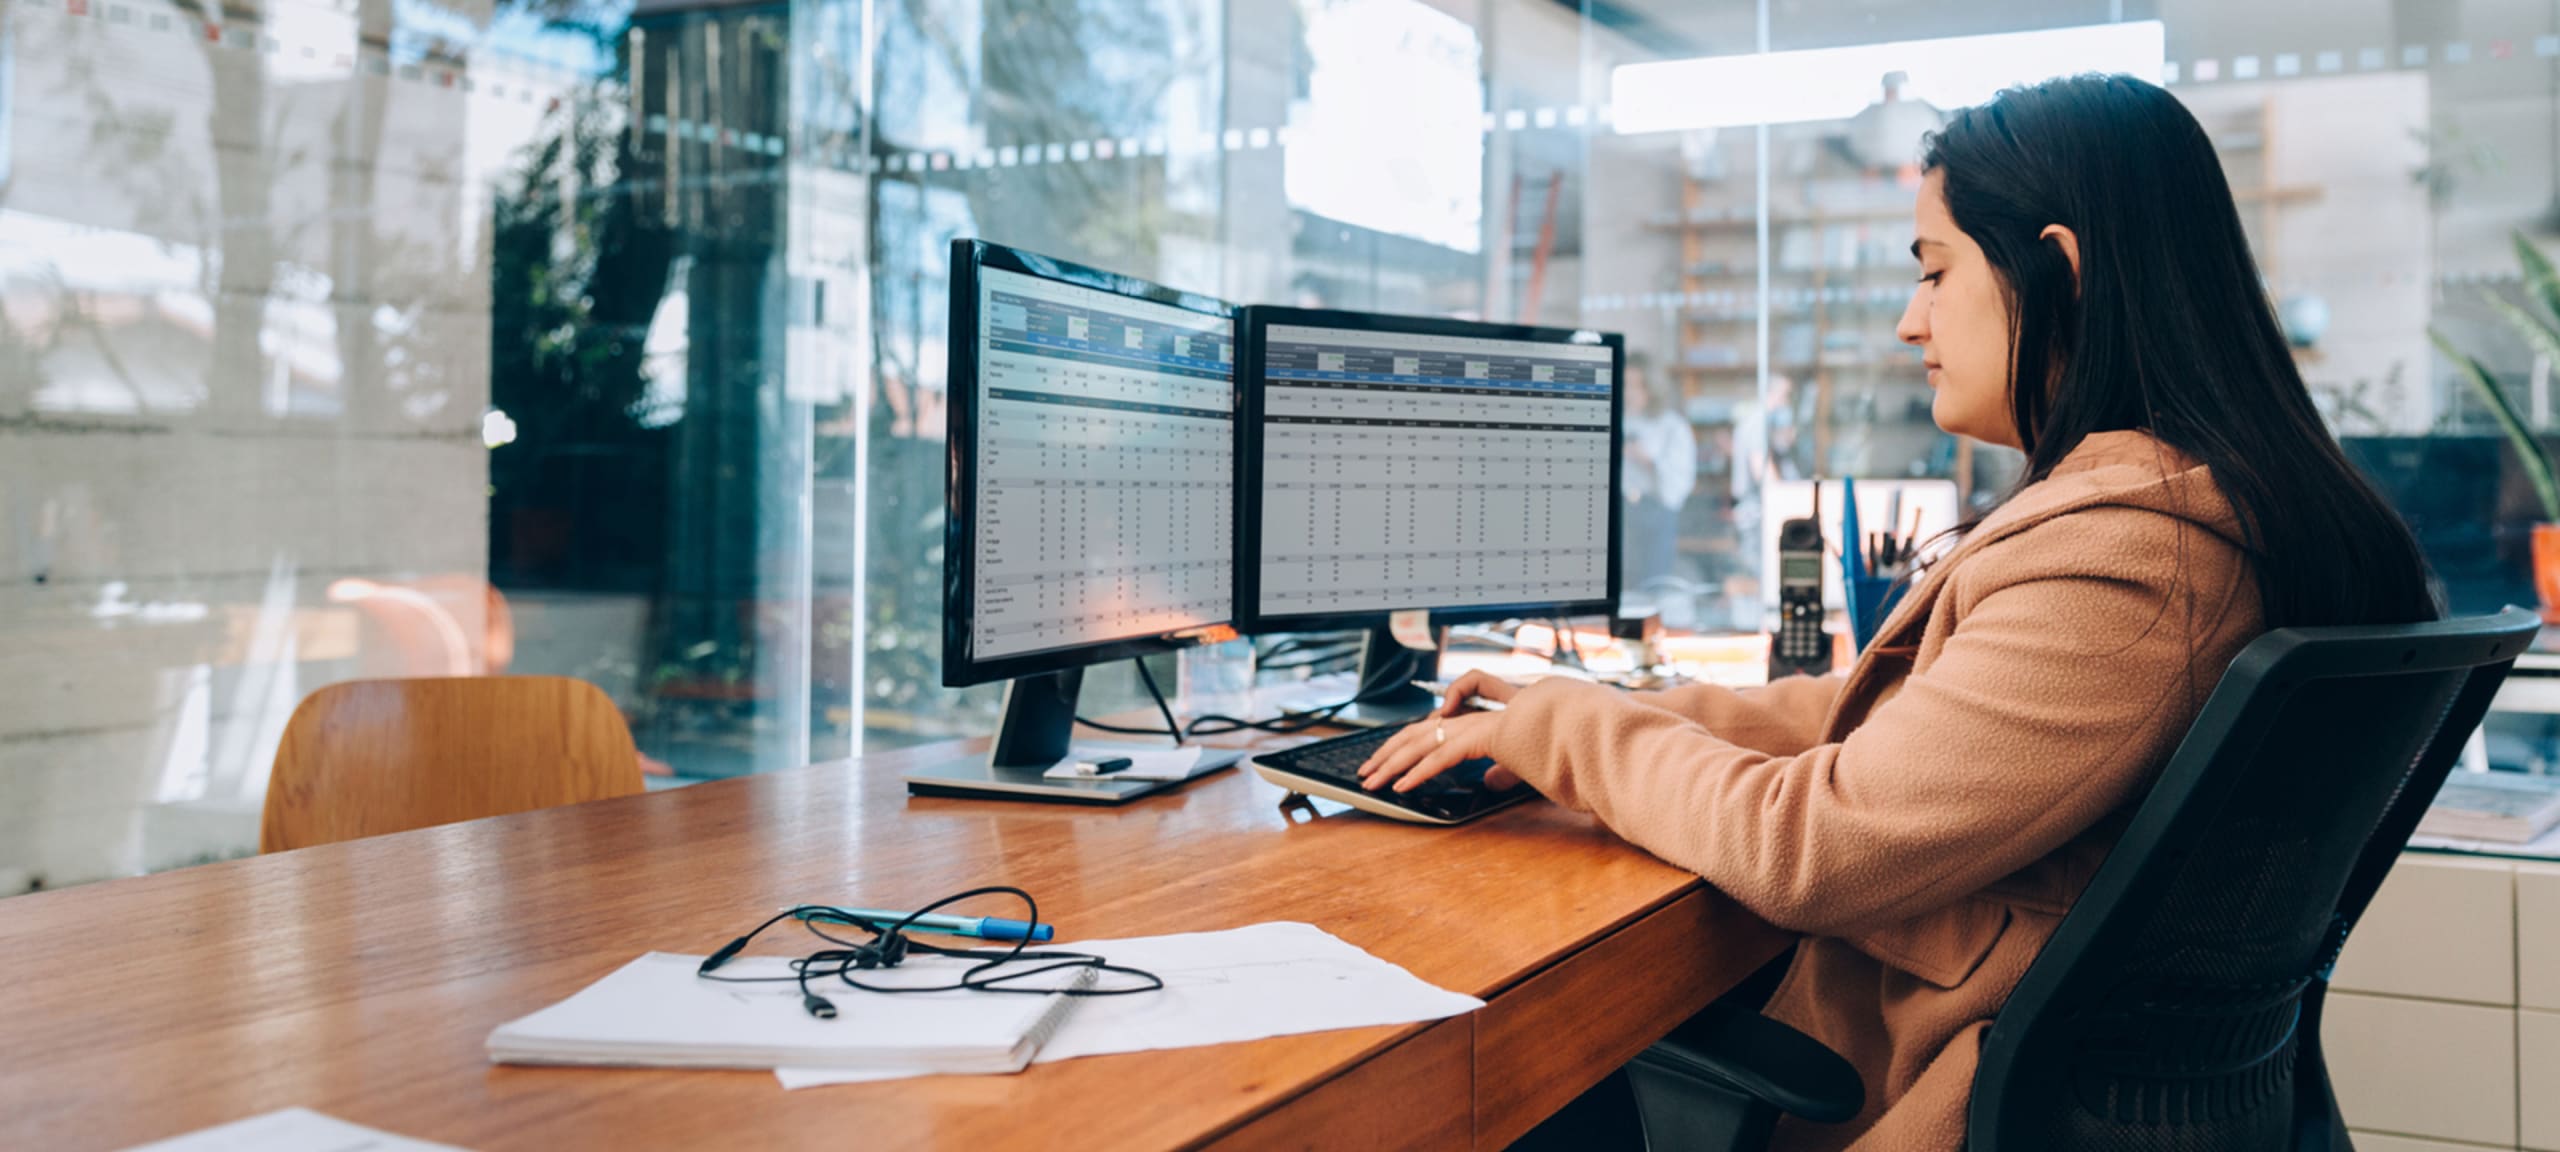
[2212,95,2324,293]
[1665,95,2321,505]
[1667,139,1948,504]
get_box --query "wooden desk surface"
[0,732,1789,1151]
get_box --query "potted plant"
[2433,230,2560,623]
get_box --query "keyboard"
[1249,724,1533,825]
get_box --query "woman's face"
[1897,170,2024,450]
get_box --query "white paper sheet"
[774,921,1481,1089]
[119,1108,468,1152]
[487,952,1061,1072]
[1042,744,1204,782]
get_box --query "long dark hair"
[1922,74,2437,629]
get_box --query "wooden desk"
[0,735,1790,1151]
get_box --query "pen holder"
[1847,575,1908,654]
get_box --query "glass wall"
[16,0,2560,893]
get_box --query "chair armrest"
[1634,1001,1865,1124]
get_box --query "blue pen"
[792,905,1055,942]
[1840,476,1866,641]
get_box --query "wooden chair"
[261,677,644,853]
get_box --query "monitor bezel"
[942,238,1239,690]
[1234,305,1626,636]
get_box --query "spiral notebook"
[487,952,1091,1073]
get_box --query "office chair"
[262,676,644,852]
[1621,606,2541,1151]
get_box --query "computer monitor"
[1237,308,1623,724]
[938,239,1238,782]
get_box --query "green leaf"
[2432,327,2560,522]
[2518,230,2560,325]
[2484,292,2560,376]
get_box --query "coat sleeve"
[1624,674,1844,758]
[1487,508,2257,935]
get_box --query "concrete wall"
[0,0,502,890]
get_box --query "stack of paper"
[1042,745,1207,782]
[487,953,1079,1073]
[2420,773,2560,844]
[775,921,1484,1089]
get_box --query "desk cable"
[695,885,1163,1020]
[1074,644,1425,741]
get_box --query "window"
[10,0,2554,893]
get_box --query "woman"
[1359,74,2437,1149]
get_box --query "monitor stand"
[901,667,1239,804]
[989,667,1083,768]
[1332,625,1440,729]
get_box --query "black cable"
[1134,656,1183,747]
[1074,656,1186,743]
[1069,637,1417,740]
[1256,653,1360,673]
[1256,632,1360,663]
[1549,617,1588,671]
[1074,715,1183,737]
[1259,639,1361,658]
[1182,644,1422,736]
[696,886,1164,1011]
[1260,639,1360,660]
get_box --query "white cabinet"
[2324,854,2560,1150]
[2325,992,2515,1146]
[2518,865,2560,1012]
[2333,854,2515,1005]
[2520,1010,2560,1151]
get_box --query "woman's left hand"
[1356,710,1523,793]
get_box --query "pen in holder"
[1839,476,1920,654]
[1847,574,1908,653]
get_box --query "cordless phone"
[1770,515,1834,679]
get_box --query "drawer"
[2520,864,2560,1012]
[2334,855,2514,1006]
[1209,1015,1472,1152]
[2524,1009,2560,1152]
[2323,991,2516,1147]
[2352,1134,2519,1152]
[1471,888,1791,1151]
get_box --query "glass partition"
[14,0,2560,893]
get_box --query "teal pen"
[790,905,1055,943]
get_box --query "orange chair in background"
[260,676,643,853]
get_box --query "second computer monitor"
[1238,308,1623,636]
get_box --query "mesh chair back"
[1968,607,2539,1152]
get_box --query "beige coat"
[1490,431,2266,1149]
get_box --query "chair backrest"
[1968,606,2540,1152]
[261,676,643,852]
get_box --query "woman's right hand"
[1436,670,1520,716]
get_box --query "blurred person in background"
[1619,352,1697,594]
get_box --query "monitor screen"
[965,263,1235,665]
[1251,319,1617,624]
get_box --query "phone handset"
[1769,515,1834,679]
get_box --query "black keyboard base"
[1250,723,1531,825]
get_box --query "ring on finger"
[1434,722,1446,747]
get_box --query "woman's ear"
[2039,224,2082,289]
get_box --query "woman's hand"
[1356,710,1522,794]
[1433,670,1519,716]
